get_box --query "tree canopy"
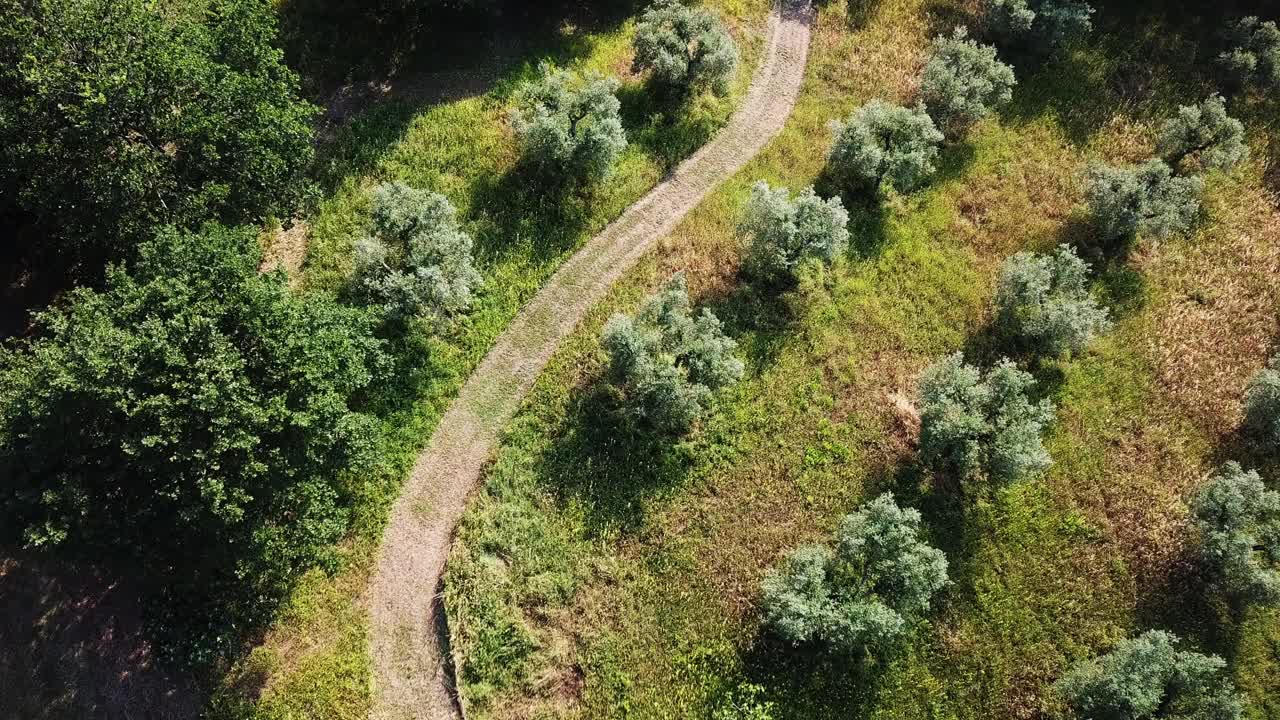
[509,63,628,184]
[921,27,1016,134]
[1084,160,1204,243]
[1157,96,1248,175]
[1192,462,1280,605]
[827,100,944,195]
[740,181,850,286]
[994,244,1111,355]
[632,0,739,96]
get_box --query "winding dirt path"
[368,2,814,717]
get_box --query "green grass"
[445,0,1280,718]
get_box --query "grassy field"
[445,0,1280,718]
[208,2,772,717]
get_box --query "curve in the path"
[368,2,814,717]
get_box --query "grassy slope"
[446,0,1280,718]
[208,2,771,717]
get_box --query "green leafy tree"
[602,273,743,434]
[1245,354,1280,445]
[509,63,627,184]
[740,181,850,286]
[918,353,1054,485]
[1056,630,1244,720]
[633,0,739,96]
[1219,16,1280,92]
[921,27,1016,135]
[0,225,386,663]
[351,183,481,323]
[1156,96,1248,175]
[0,0,317,257]
[761,493,949,656]
[1084,160,1204,243]
[827,100,944,195]
[994,244,1111,355]
[983,0,1094,50]
[1192,462,1280,605]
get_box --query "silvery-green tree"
[633,0,739,96]
[1245,355,1280,445]
[509,63,627,184]
[1056,630,1244,720]
[994,244,1111,355]
[352,182,481,323]
[827,100,944,195]
[1219,16,1280,91]
[918,354,1054,485]
[921,27,1016,135]
[1156,96,1248,175]
[761,493,948,656]
[602,273,743,434]
[740,181,850,286]
[1191,462,1280,605]
[983,0,1094,51]
[1084,160,1204,242]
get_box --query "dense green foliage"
[827,100,944,195]
[1245,354,1280,446]
[1056,630,1243,720]
[760,493,948,656]
[351,183,481,323]
[920,27,1016,135]
[1083,160,1204,242]
[739,181,850,286]
[1156,96,1248,175]
[509,63,627,184]
[1191,462,1280,605]
[994,244,1110,355]
[0,226,384,663]
[982,0,1094,51]
[0,0,316,258]
[1218,16,1280,91]
[633,0,739,96]
[918,353,1054,486]
[601,273,743,434]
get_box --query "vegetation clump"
[761,494,948,656]
[601,273,743,434]
[918,353,1054,486]
[1056,630,1244,720]
[1084,160,1204,243]
[920,27,1016,135]
[983,0,1094,51]
[1219,16,1280,92]
[1191,462,1280,605]
[633,0,739,96]
[1156,96,1248,175]
[994,244,1111,355]
[351,183,482,324]
[1245,354,1280,445]
[827,100,944,195]
[509,63,628,184]
[740,181,850,286]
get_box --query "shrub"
[1084,160,1204,242]
[0,0,317,258]
[827,100,945,195]
[994,244,1111,355]
[921,27,1016,134]
[740,181,850,286]
[1218,16,1280,92]
[1191,462,1280,605]
[1156,96,1248,175]
[983,0,1094,51]
[1056,630,1244,720]
[351,182,482,323]
[1245,355,1280,445]
[509,63,627,184]
[633,0,739,96]
[760,493,948,656]
[918,354,1054,485]
[713,684,776,720]
[0,225,385,663]
[601,273,743,434]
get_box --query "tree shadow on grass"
[618,82,737,176]
[737,627,895,720]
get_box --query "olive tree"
[351,183,481,323]
[633,0,739,96]
[1245,355,1280,446]
[1156,96,1248,175]
[740,181,850,286]
[602,273,743,434]
[983,0,1094,51]
[1192,462,1280,605]
[760,493,948,656]
[509,63,627,184]
[827,100,944,195]
[1084,160,1204,243]
[1219,16,1280,92]
[1056,630,1244,720]
[918,353,1054,485]
[921,27,1016,135]
[994,244,1111,355]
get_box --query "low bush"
[601,273,743,434]
[1156,95,1248,175]
[1245,354,1280,445]
[982,0,1094,51]
[509,62,627,185]
[920,27,1016,135]
[740,181,850,286]
[994,244,1111,355]
[760,493,948,656]
[1083,160,1204,243]
[827,100,944,195]
[633,0,739,97]
[1192,462,1280,605]
[1219,16,1280,92]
